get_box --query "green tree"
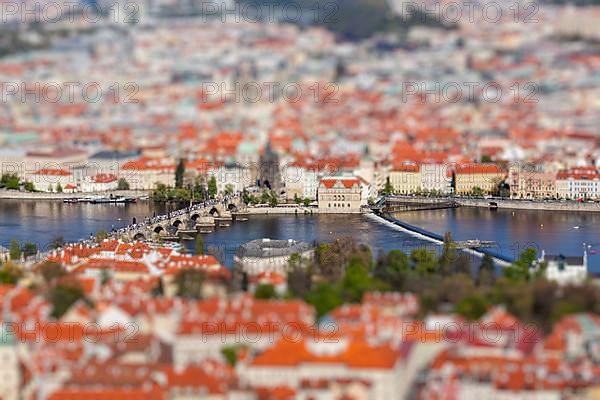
[305,283,342,319]
[208,176,218,199]
[531,279,559,332]
[0,261,23,284]
[242,189,252,204]
[1,174,19,190]
[47,183,53,192]
[478,253,495,286]
[260,190,272,204]
[316,238,371,282]
[48,278,85,319]
[151,183,168,202]
[39,261,67,284]
[117,178,130,190]
[504,248,536,282]
[293,193,302,204]
[22,242,38,258]
[56,183,63,193]
[268,191,278,207]
[490,278,533,321]
[303,198,311,207]
[224,184,234,196]
[382,177,394,195]
[221,345,245,367]
[470,186,485,197]
[456,292,489,320]
[9,239,20,260]
[453,252,472,276]
[95,230,109,243]
[254,284,278,299]
[438,232,456,276]
[373,249,409,291]
[195,235,204,255]
[340,258,373,303]
[48,236,65,250]
[175,159,185,189]
[410,248,437,275]
[175,269,206,299]
[24,181,35,192]
[287,264,312,298]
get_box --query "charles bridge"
[117,197,248,242]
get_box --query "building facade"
[389,164,421,194]
[535,250,588,285]
[234,238,314,276]
[508,166,556,199]
[317,176,363,213]
[555,167,600,200]
[455,164,505,195]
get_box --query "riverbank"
[0,189,149,200]
[457,198,600,212]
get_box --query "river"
[0,200,598,273]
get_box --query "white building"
[534,250,588,285]
[79,173,119,192]
[28,168,74,192]
[239,335,409,400]
[121,157,175,190]
[556,167,600,200]
[207,162,253,195]
[420,163,453,194]
[234,238,314,276]
[283,164,321,200]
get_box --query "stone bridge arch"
[153,225,167,235]
[190,213,202,221]
[133,232,146,241]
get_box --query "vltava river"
[1,199,598,273]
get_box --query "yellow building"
[455,164,505,195]
[389,164,421,194]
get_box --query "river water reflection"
[0,200,598,272]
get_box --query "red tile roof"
[93,173,118,183]
[250,335,400,369]
[319,177,361,189]
[33,168,71,176]
[455,163,504,175]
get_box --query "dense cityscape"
[1,0,600,398]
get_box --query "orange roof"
[47,387,163,400]
[250,335,400,369]
[319,177,361,189]
[77,259,149,274]
[161,362,235,393]
[122,157,175,172]
[455,163,504,175]
[255,386,296,400]
[556,167,599,180]
[34,168,71,176]
[392,163,420,173]
[93,173,118,183]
